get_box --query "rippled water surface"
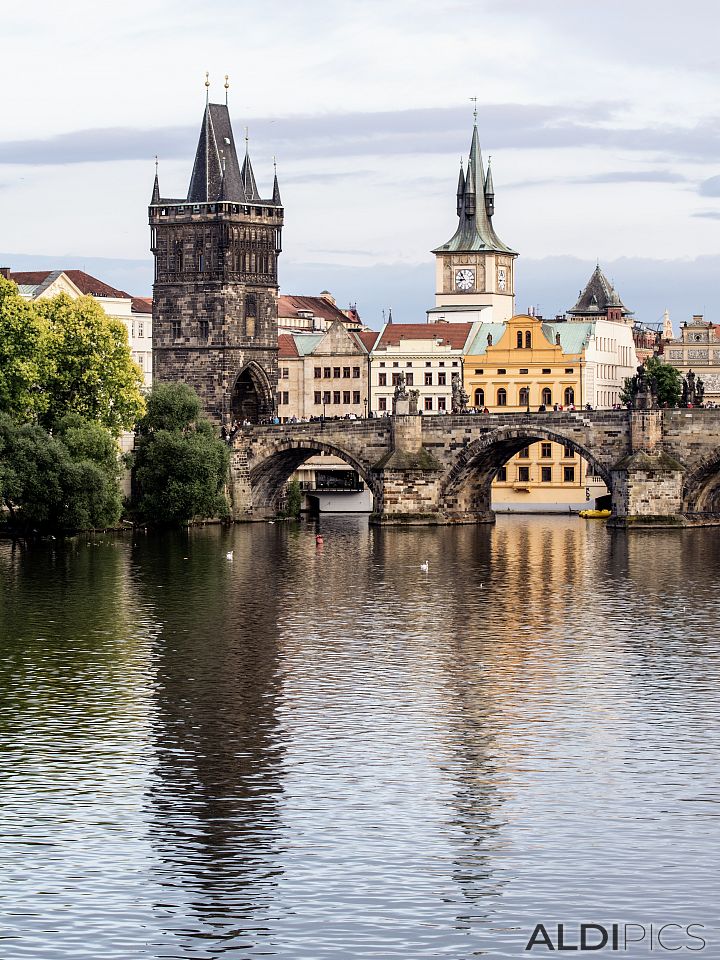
[1,516,719,959]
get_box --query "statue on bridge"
[630,363,659,410]
[682,369,705,407]
[392,371,418,415]
[451,372,470,414]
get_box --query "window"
[519,446,530,458]
[564,466,576,483]
[542,368,551,374]
[378,397,387,411]
[438,372,446,386]
[425,361,432,367]
[496,466,507,482]
[425,372,433,385]
[314,367,322,378]
[474,388,484,407]
[565,368,574,374]
[393,361,399,367]
[541,443,552,458]
[379,373,387,386]
[281,367,289,379]
[198,253,204,272]
[474,369,484,375]
[424,397,433,411]
[245,294,257,317]
[196,319,208,340]
[525,331,532,349]
[392,373,402,386]
[380,361,386,367]
[497,368,506,375]
[138,322,144,338]
[439,361,445,367]
[171,320,181,339]
[497,387,507,406]
[353,391,360,404]
[324,367,331,378]
[406,361,413,367]
[323,391,331,404]
[343,367,351,378]
[282,391,289,405]
[541,466,552,483]
[519,368,528,374]
[333,367,341,378]
[564,445,574,458]
[516,330,523,348]
[564,387,575,406]
[333,391,341,404]
[518,466,530,482]
[438,397,446,411]
[542,387,552,406]
[519,386,530,406]
[343,391,351,404]
[452,361,458,367]
[314,391,322,404]
[353,367,360,378]
[406,373,414,386]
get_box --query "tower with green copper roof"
[430,117,518,323]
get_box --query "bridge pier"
[370,416,446,524]
[608,411,687,528]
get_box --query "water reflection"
[132,529,287,957]
[0,518,719,959]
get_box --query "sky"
[2,0,720,330]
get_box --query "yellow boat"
[579,509,611,519]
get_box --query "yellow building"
[463,314,606,511]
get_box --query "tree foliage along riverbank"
[131,383,230,526]
[620,356,683,408]
[0,276,146,435]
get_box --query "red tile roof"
[354,330,380,352]
[131,297,153,314]
[278,294,353,327]
[8,270,54,285]
[278,333,300,358]
[376,322,473,350]
[63,270,129,299]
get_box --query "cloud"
[698,175,720,196]
[9,100,711,168]
[510,169,688,189]
[693,210,720,220]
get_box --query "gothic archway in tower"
[231,363,273,424]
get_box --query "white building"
[2,268,152,389]
[370,322,476,414]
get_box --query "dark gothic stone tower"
[150,91,283,424]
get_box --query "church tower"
[150,81,283,424]
[430,119,517,322]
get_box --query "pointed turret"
[484,160,494,218]
[663,309,673,340]
[567,264,633,320]
[433,121,515,256]
[151,168,160,204]
[456,160,465,217]
[187,102,244,202]
[240,133,261,201]
[272,168,282,205]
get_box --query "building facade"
[429,120,517,324]
[150,93,283,425]
[370,322,474,414]
[278,292,363,333]
[662,315,720,402]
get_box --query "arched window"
[564,387,575,406]
[542,387,552,406]
[519,386,530,406]
[525,331,532,349]
[245,294,257,318]
[497,387,507,406]
[474,388,484,408]
[516,330,523,348]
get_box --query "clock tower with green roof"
[429,119,518,323]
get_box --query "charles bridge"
[229,408,720,527]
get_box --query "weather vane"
[470,96,477,121]
[224,74,229,105]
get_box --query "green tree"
[285,478,302,518]
[131,384,230,525]
[0,276,51,420]
[0,413,123,533]
[620,356,683,408]
[35,293,145,434]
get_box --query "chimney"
[693,314,704,323]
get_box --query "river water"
[0,516,718,959]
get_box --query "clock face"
[455,268,475,291]
[498,267,507,291]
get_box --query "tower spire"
[205,71,210,104]
[151,155,160,203]
[484,155,494,217]
[240,127,260,201]
[224,74,229,106]
[456,157,465,217]
[272,156,281,205]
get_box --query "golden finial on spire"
[470,96,478,122]
[155,155,159,174]
[205,71,210,88]
[224,74,229,105]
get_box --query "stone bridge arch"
[438,425,614,521]
[681,450,720,514]
[246,437,380,514]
